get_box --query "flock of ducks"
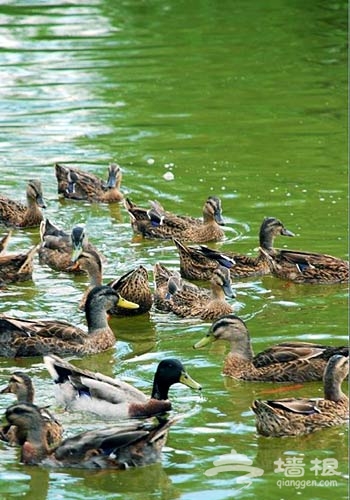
[0,162,348,470]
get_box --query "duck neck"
[21,427,49,465]
[210,282,225,300]
[89,268,103,288]
[17,386,34,404]
[229,336,254,362]
[259,230,275,251]
[151,378,169,401]
[324,377,345,402]
[85,301,109,332]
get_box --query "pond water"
[0,1,348,499]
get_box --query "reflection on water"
[0,1,348,499]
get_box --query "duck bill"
[67,261,80,272]
[36,195,47,209]
[193,334,214,349]
[223,283,235,299]
[281,228,295,237]
[117,296,140,309]
[179,370,202,390]
[214,213,225,226]
[106,170,116,188]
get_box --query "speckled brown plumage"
[0,179,46,228]
[125,196,225,243]
[251,355,349,436]
[193,314,349,382]
[71,249,153,315]
[173,217,295,280]
[0,244,37,284]
[0,231,12,254]
[154,263,236,321]
[262,247,349,284]
[0,285,138,357]
[5,402,180,468]
[38,219,100,274]
[0,372,62,447]
[55,163,123,203]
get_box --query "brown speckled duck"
[0,372,62,447]
[44,354,201,419]
[193,314,349,382]
[173,217,295,280]
[38,219,100,274]
[0,244,37,284]
[125,196,225,243]
[0,285,139,357]
[70,249,153,315]
[55,163,123,203]
[260,244,349,284]
[5,401,183,468]
[251,355,349,437]
[154,263,236,321]
[0,179,46,228]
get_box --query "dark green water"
[0,1,348,499]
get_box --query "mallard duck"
[38,219,100,274]
[251,354,349,437]
[260,245,349,284]
[0,231,12,254]
[173,217,295,280]
[71,249,153,315]
[5,401,181,468]
[55,163,123,203]
[0,179,46,228]
[154,263,236,321]
[125,196,225,243]
[0,285,139,357]
[0,372,62,447]
[193,314,349,382]
[44,354,202,418]
[0,244,37,284]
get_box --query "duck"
[0,372,62,447]
[55,163,123,203]
[44,354,202,418]
[153,262,236,321]
[5,401,181,468]
[124,196,226,243]
[173,216,295,280]
[0,285,139,357]
[0,179,46,228]
[193,314,349,382]
[70,249,153,315]
[0,244,38,284]
[251,354,349,437]
[38,218,101,274]
[260,244,349,284]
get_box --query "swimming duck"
[260,245,349,284]
[44,354,202,418]
[251,354,349,437]
[0,285,139,357]
[193,314,349,382]
[5,401,181,468]
[0,244,37,284]
[154,263,236,321]
[0,179,46,228]
[55,163,123,203]
[71,249,153,315]
[125,196,225,243]
[38,219,100,274]
[173,217,295,280]
[0,372,62,447]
